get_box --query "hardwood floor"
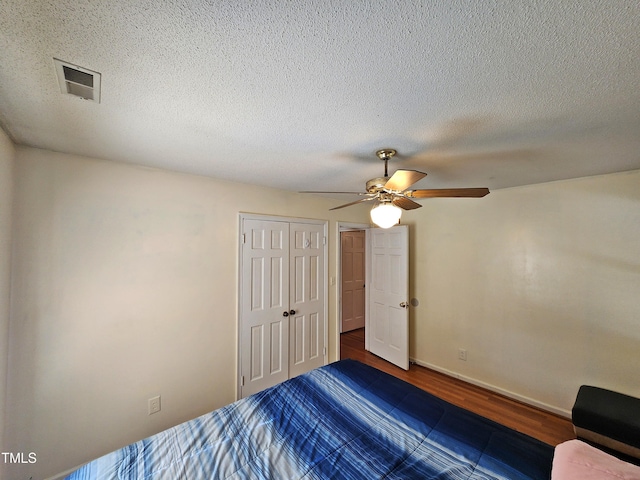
[340,328,575,446]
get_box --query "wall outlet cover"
[148,395,161,415]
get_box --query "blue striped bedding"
[66,359,553,479]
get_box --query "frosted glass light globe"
[370,203,402,228]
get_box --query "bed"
[66,359,553,479]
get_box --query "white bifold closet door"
[240,218,326,398]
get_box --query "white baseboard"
[410,358,572,419]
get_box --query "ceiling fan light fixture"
[370,202,402,228]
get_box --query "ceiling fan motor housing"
[366,177,389,193]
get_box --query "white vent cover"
[54,58,101,103]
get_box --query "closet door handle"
[282,311,289,317]
[289,310,296,315]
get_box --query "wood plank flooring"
[340,328,576,446]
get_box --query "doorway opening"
[337,222,370,360]
[340,229,366,333]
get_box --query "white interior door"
[341,230,366,333]
[240,219,290,397]
[368,225,409,370]
[289,222,326,378]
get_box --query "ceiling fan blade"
[407,187,490,198]
[392,196,422,210]
[384,169,427,191]
[329,197,376,210]
[299,191,365,194]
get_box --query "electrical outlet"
[458,349,467,361]
[148,395,161,415]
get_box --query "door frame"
[237,213,328,399]
[336,222,371,358]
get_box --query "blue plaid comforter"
[66,360,553,479]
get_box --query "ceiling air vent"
[54,58,101,103]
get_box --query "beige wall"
[5,146,369,479]
[407,170,640,415]
[0,127,15,479]
[6,142,640,479]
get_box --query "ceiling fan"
[301,149,490,228]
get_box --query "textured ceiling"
[1,1,639,196]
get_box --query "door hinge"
[323,236,326,246]
[323,347,327,356]
[240,375,245,386]
[241,233,246,244]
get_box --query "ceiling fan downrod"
[376,149,396,178]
